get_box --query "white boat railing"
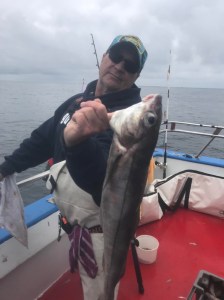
[16,121,224,188]
[160,120,224,158]
[17,170,50,187]
[160,121,224,138]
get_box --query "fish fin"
[113,135,127,155]
[102,137,128,188]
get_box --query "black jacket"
[0,80,141,205]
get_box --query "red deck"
[40,209,224,300]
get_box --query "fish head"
[110,94,162,149]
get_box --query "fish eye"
[148,116,155,125]
[147,111,156,123]
[143,112,157,127]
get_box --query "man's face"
[97,46,139,95]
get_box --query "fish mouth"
[146,95,162,116]
[154,94,162,108]
[143,94,162,105]
[155,94,162,104]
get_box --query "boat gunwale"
[1,149,223,244]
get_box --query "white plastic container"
[136,235,159,264]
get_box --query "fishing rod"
[163,50,172,179]
[90,33,100,69]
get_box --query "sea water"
[0,81,223,204]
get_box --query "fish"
[99,94,162,300]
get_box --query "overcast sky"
[0,0,224,88]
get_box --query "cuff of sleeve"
[61,135,94,157]
[0,161,15,177]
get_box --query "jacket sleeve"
[0,117,55,177]
[0,95,78,177]
[64,129,113,206]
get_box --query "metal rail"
[160,128,224,139]
[162,120,224,129]
[160,120,224,158]
[16,121,223,187]
[160,121,224,138]
[17,170,50,187]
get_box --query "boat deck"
[40,208,224,300]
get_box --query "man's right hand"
[63,99,110,148]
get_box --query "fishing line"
[163,49,172,178]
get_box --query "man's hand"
[64,99,110,147]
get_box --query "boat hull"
[0,149,223,299]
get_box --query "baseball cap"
[107,35,148,72]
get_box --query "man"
[0,35,148,299]
[63,35,148,205]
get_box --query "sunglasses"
[108,49,139,74]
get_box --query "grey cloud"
[0,0,224,88]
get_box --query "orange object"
[62,217,68,224]
[146,157,155,184]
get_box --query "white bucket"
[136,235,159,264]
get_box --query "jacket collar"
[82,80,141,111]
